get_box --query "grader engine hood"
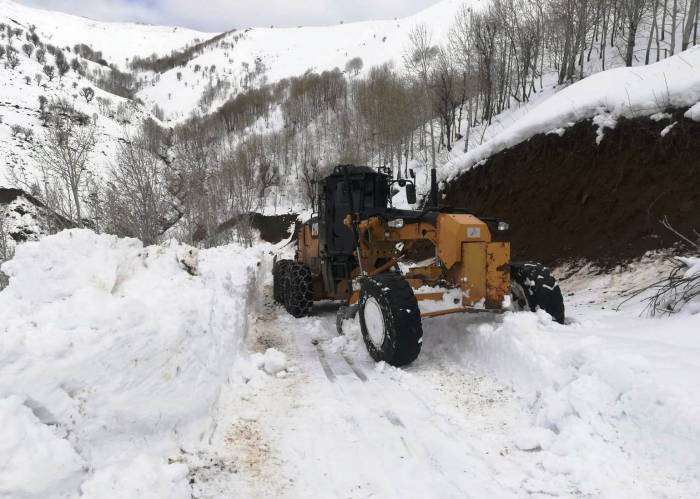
[362,212,511,311]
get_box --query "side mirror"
[406,183,417,205]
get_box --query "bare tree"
[221,143,263,246]
[432,48,459,151]
[55,52,69,80]
[345,57,364,76]
[621,0,649,66]
[35,114,96,224]
[5,46,20,69]
[43,64,55,81]
[80,86,95,103]
[108,129,169,244]
[21,43,34,58]
[404,24,439,169]
[683,0,700,49]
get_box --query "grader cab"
[274,165,564,366]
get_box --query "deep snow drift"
[0,230,264,498]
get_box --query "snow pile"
[441,45,700,183]
[250,348,289,376]
[79,455,190,499]
[0,395,85,497]
[0,230,260,498]
[434,309,700,497]
[686,102,700,121]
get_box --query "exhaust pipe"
[430,168,438,209]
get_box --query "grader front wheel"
[359,273,423,367]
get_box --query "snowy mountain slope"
[0,0,212,65]
[0,52,153,188]
[137,0,473,120]
[0,0,472,195]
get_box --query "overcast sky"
[20,0,444,32]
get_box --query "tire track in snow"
[313,341,336,382]
[312,339,499,497]
[342,354,369,382]
[258,285,570,498]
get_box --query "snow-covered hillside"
[0,0,213,189]
[0,0,211,64]
[137,0,470,120]
[0,0,468,191]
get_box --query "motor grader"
[273,165,564,366]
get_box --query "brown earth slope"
[443,109,700,266]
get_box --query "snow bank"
[0,395,84,497]
[441,46,700,183]
[430,309,700,497]
[0,230,261,498]
[686,102,700,121]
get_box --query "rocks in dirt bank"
[0,188,75,248]
[443,107,700,266]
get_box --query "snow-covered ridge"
[137,0,469,120]
[0,0,213,64]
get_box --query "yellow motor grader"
[273,165,564,366]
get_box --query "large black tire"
[272,259,293,304]
[359,273,423,367]
[283,262,313,318]
[511,263,565,324]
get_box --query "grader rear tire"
[511,263,565,324]
[272,259,293,303]
[283,262,313,318]
[359,273,423,367]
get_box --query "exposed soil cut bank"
[217,213,298,244]
[443,109,700,266]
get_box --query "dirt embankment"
[443,109,700,266]
[217,213,298,244]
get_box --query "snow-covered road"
[1,234,698,498]
[191,254,700,499]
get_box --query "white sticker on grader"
[467,227,481,238]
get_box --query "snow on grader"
[273,165,565,366]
